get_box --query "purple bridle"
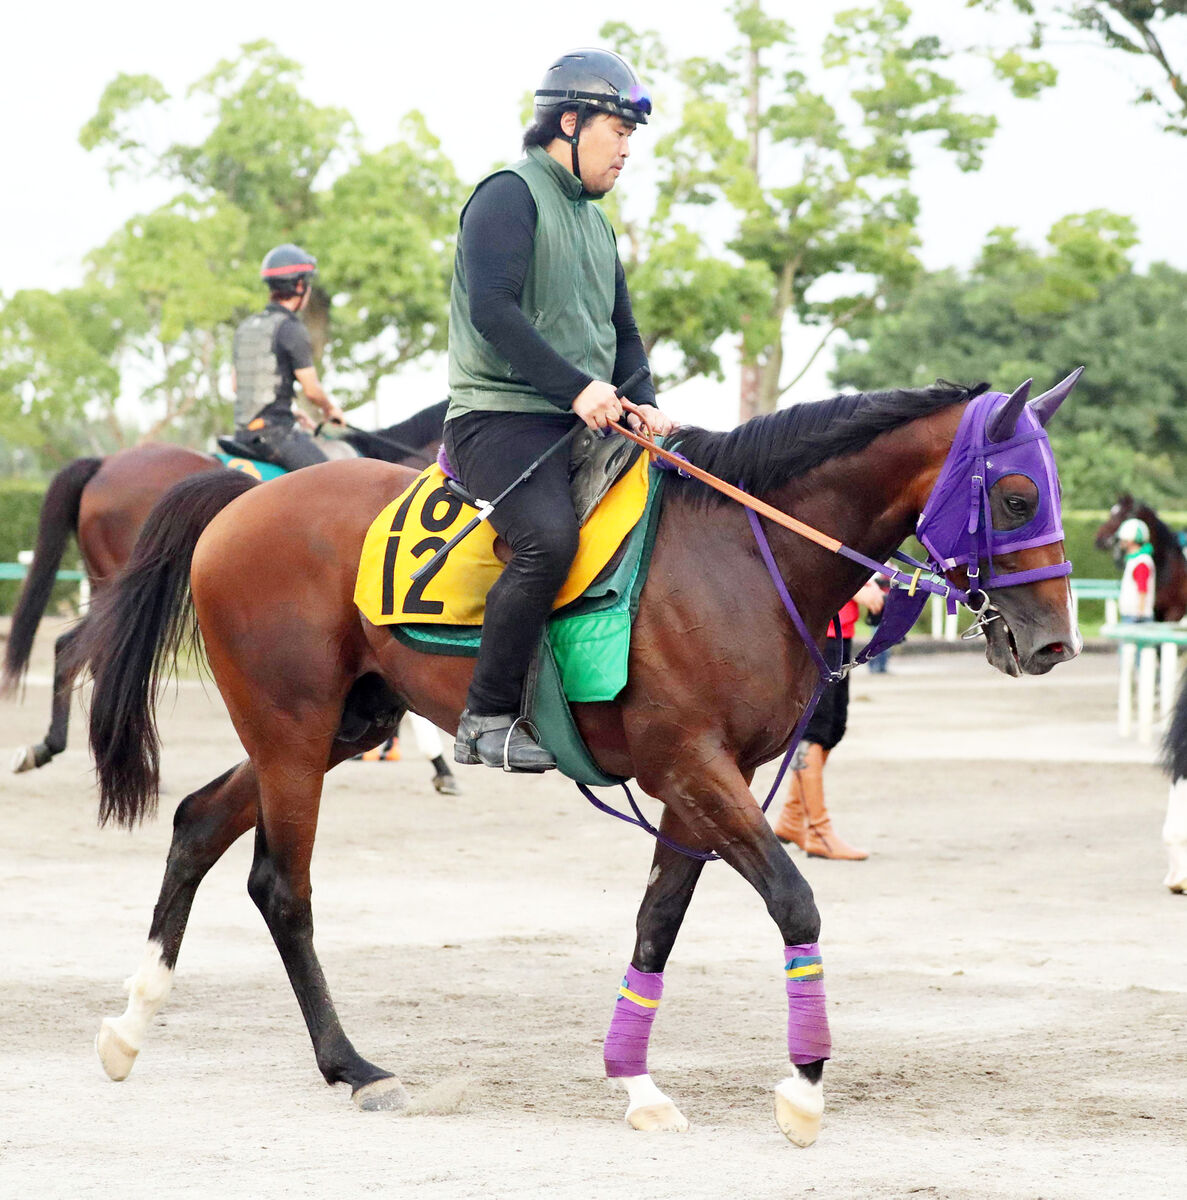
[579,369,1083,861]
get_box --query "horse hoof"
[11,746,35,774]
[96,1020,139,1081]
[627,1102,689,1132]
[353,1076,409,1112]
[432,773,461,796]
[774,1076,823,1147]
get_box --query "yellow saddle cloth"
[355,453,651,627]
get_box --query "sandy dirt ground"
[1,618,1184,1200]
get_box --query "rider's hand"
[856,580,885,615]
[323,403,346,426]
[293,409,317,432]
[626,405,677,438]
[572,380,627,432]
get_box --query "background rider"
[231,243,345,471]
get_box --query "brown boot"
[799,743,869,861]
[773,772,807,848]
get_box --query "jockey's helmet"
[534,48,652,126]
[260,244,317,298]
[1118,517,1150,545]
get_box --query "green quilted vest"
[446,146,618,419]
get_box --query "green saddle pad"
[391,469,666,785]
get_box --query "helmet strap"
[567,103,587,184]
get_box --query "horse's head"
[1094,493,1134,556]
[918,370,1084,677]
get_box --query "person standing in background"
[1117,517,1156,623]
[772,581,884,861]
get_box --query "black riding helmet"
[533,48,652,181]
[260,243,317,298]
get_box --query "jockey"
[1117,517,1155,622]
[232,244,345,470]
[446,48,676,773]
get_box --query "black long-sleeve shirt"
[460,171,656,411]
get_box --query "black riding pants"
[237,421,329,471]
[445,410,581,716]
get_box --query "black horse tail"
[1162,674,1187,783]
[77,470,259,829]
[1,456,103,694]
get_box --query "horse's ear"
[1029,366,1084,427]
[986,379,1031,442]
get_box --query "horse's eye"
[1006,495,1029,514]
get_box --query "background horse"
[78,379,1079,1144]
[1094,493,1187,622]
[1,402,446,772]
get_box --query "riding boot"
[773,773,807,848]
[799,743,869,861]
[454,709,557,772]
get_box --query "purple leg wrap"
[603,964,663,1078]
[785,943,831,1065]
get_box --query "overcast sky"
[5,0,1184,428]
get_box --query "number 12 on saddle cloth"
[354,454,652,628]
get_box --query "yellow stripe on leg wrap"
[618,985,661,1008]
[785,964,824,980]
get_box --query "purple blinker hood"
[854,369,1082,666]
[916,370,1082,592]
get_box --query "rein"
[577,398,1069,862]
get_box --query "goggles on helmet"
[535,85,653,119]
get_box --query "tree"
[0,41,463,466]
[0,285,138,463]
[310,114,462,406]
[830,215,1187,506]
[604,0,1051,419]
[973,1,1187,134]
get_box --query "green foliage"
[310,113,463,403]
[0,286,136,463]
[972,0,1187,133]
[831,219,1187,508]
[1,40,461,470]
[603,0,1049,413]
[0,480,83,614]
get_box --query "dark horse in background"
[1,400,447,771]
[76,376,1079,1145]
[1094,493,1187,621]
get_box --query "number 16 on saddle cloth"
[354,454,652,629]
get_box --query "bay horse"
[1094,493,1187,622]
[1,402,447,772]
[78,378,1080,1144]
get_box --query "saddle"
[354,441,667,786]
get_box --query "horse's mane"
[382,399,448,447]
[666,380,989,502]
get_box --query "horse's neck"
[757,412,954,620]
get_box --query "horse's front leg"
[640,755,829,1147]
[605,808,706,1133]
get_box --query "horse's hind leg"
[248,758,406,1111]
[12,624,81,772]
[96,762,257,1081]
